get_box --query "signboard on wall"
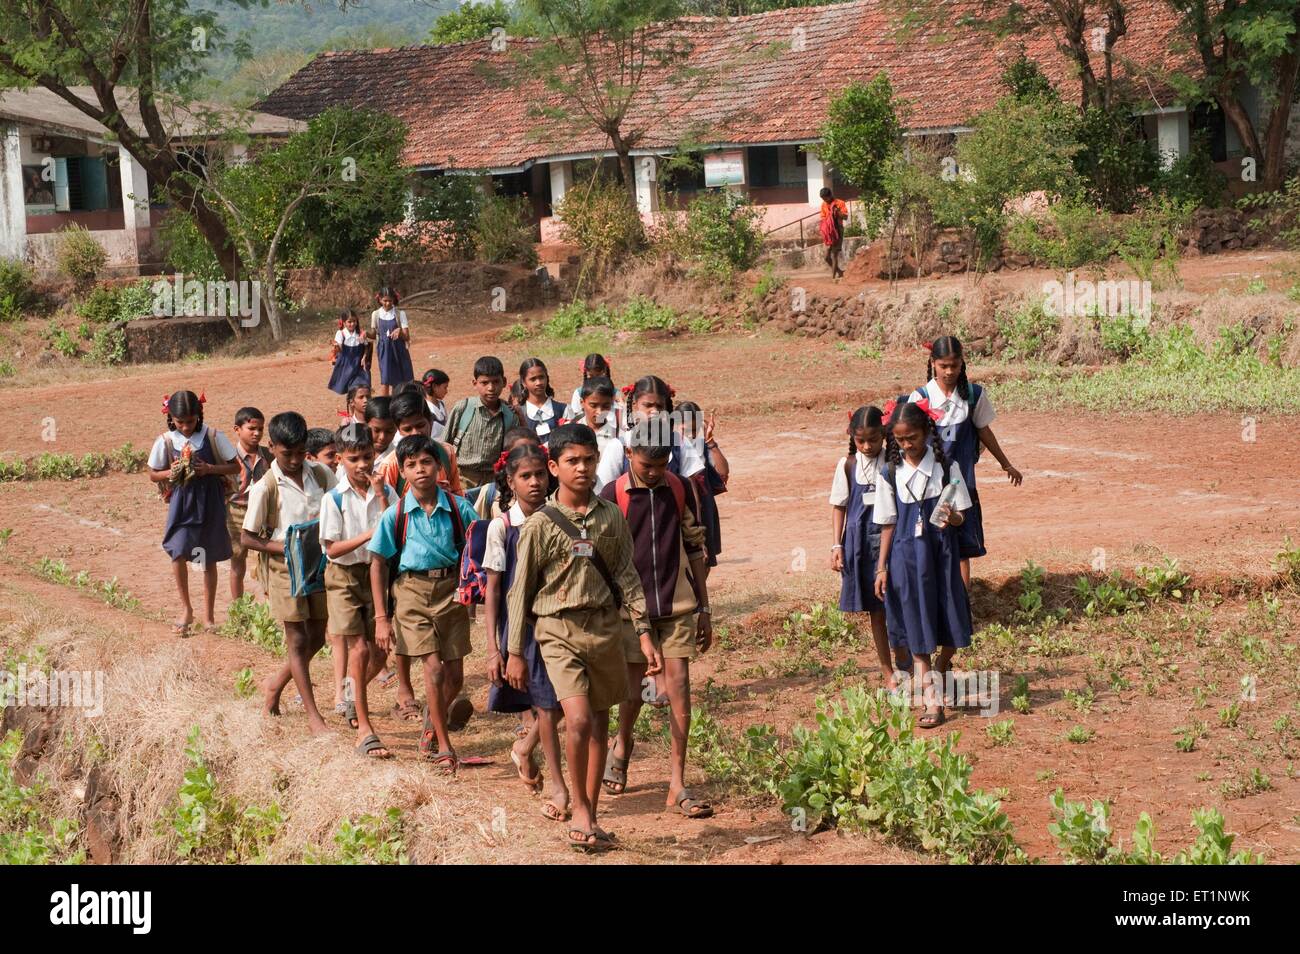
[704,150,745,187]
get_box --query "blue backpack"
[457,513,502,606]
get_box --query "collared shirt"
[242,460,336,542]
[829,450,885,507]
[604,469,705,620]
[427,399,447,441]
[370,306,408,331]
[334,328,366,347]
[505,493,648,654]
[523,397,564,440]
[368,488,478,573]
[619,425,706,479]
[482,502,528,572]
[568,389,620,437]
[229,443,271,505]
[594,432,625,493]
[379,441,463,497]
[450,398,510,469]
[148,424,236,471]
[910,379,995,429]
[872,448,972,525]
[319,478,398,566]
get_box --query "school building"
[0,86,301,274]
[255,0,1282,248]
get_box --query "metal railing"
[763,209,821,246]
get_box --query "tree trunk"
[1261,40,1300,191]
[1216,92,1264,180]
[617,150,637,210]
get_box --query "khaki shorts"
[264,554,327,623]
[534,606,629,712]
[227,501,249,560]
[622,611,699,664]
[325,561,374,638]
[392,572,470,660]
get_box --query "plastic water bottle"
[928,481,958,528]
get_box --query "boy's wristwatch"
[698,607,711,615]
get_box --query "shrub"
[1005,201,1118,271]
[777,687,1024,863]
[556,175,645,276]
[55,224,108,288]
[158,210,223,281]
[1098,311,1152,358]
[1072,105,1161,214]
[474,194,537,267]
[995,299,1059,360]
[671,190,764,280]
[86,325,127,365]
[1114,196,1193,286]
[173,726,283,863]
[306,808,409,865]
[816,73,901,200]
[0,259,35,321]
[379,175,484,262]
[1156,132,1228,208]
[220,595,284,654]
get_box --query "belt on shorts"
[400,567,455,580]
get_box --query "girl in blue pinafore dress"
[327,308,371,395]
[482,444,569,818]
[873,399,973,729]
[831,405,911,688]
[675,401,728,568]
[147,390,239,636]
[911,336,1023,588]
[370,286,413,396]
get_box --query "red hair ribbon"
[337,318,345,329]
[198,391,206,404]
[913,397,943,423]
[921,340,933,352]
[161,394,171,415]
[882,398,897,420]
[492,450,510,474]
[621,384,635,395]
[667,385,677,398]
[539,444,550,459]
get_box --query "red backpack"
[612,471,686,520]
[456,511,506,606]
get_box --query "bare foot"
[262,678,282,716]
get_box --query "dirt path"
[2,317,1297,863]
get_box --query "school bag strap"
[612,472,685,519]
[450,396,518,451]
[843,455,853,489]
[540,505,622,609]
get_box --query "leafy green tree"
[1165,0,1300,191]
[0,0,262,282]
[1000,51,1057,102]
[816,74,902,201]
[506,0,722,209]
[183,106,409,338]
[430,0,516,43]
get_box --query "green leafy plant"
[815,73,901,200]
[0,259,35,322]
[1014,559,1046,622]
[1064,725,1094,744]
[307,808,409,865]
[986,719,1016,747]
[1010,675,1030,714]
[654,189,764,281]
[220,596,284,655]
[0,730,85,864]
[474,193,538,267]
[173,726,283,863]
[86,325,127,365]
[234,668,256,699]
[1074,573,1140,617]
[776,603,860,656]
[776,688,1024,863]
[55,224,107,289]
[51,329,79,358]
[1098,311,1152,359]
[995,300,1059,360]
[556,174,645,277]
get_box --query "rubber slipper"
[428,751,457,773]
[672,789,714,819]
[394,699,422,722]
[355,734,393,760]
[602,743,629,796]
[510,747,543,793]
[541,800,570,822]
[448,696,474,732]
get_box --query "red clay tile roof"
[256,0,1194,171]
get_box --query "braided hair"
[519,357,555,398]
[927,336,971,402]
[847,404,884,457]
[624,375,673,424]
[494,442,553,511]
[885,400,953,485]
[166,390,204,432]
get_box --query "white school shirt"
[618,424,706,479]
[828,450,886,507]
[148,424,236,470]
[426,398,447,441]
[319,478,398,566]
[370,307,409,332]
[242,460,336,542]
[594,432,625,493]
[569,388,620,438]
[482,502,528,572]
[334,328,366,347]
[872,448,972,525]
[523,397,562,439]
[910,378,995,429]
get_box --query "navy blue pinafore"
[839,453,884,613]
[161,429,233,565]
[881,463,972,655]
[487,516,560,713]
[374,310,413,388]
[328,335,371,394]
[920,383,987,559]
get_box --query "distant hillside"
[198,0,454,105]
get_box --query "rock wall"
[282,261,557,315]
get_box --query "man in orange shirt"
[819,186,848,280]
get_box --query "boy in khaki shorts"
[226,407,271,601]
[505,423,650,852]
[599,415,714,818]
[368,435,478,771]
[240,411,336,737]
[319,423,397,759]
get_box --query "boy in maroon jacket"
[599,414,714,818]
